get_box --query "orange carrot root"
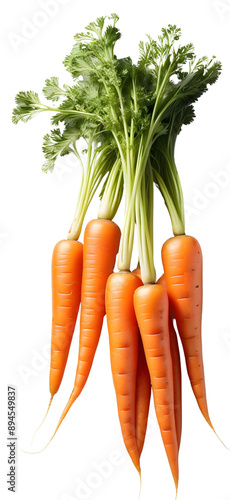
[50,239,83,396]
[106,271,142,473]
[162,236,212,427]
[134,283,179,490]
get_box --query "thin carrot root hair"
[31,395,54,446]
[212,428,230,450]
[175,484,178,500]
[21,425,59,455]
[203,412,229,448]
[138,471,142,500]
[22,388,79,455]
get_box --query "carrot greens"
[12,14,221,275]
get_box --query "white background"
[1,0,230,499]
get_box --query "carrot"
[133,269,182,452]
[134,283,179,490]
[50,239,83,396]
[135,334,151,456]
[32,239,83,442]
[169,320,182,449]
[49,219,121,438]
[157,275,182,448]
[132,266,142,280]
[161,235,213,430]
[157,274,175,319]
[132,267,152,455]
[106,271,142,474]
[75,219,121,390]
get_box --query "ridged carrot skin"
[157,274,175,319]
[106,272,142,473]
[75,219,121,393]
[132,267,152,455]
[135,334,151,455]
[50,239,83,396]
[157,274,182,448]
[133,269,181,451]
[134,284,179,489]
[169,320,182,448]
[52,219,121,433]
[162,235,212,429]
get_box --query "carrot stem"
[135,163,155,283]
[150,114,186,235]
[98,157,123,220]
[68,142,117,239]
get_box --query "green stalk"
[111,75,137,271]
[117,176,135,270]
[67,136,94,240]
[98,158,123,220]
[45,105,103,122]
[117,135,143,271]
[67,140,114,240]
[116,62,180,272]
[151,120,185,236]
[152,64,173,120]
[117,114,161,272]
[146,159,154,257]
[153,169,184,235]
[135,162,155,284]
[96,76,127,184]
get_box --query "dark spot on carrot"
[195,285,199,288]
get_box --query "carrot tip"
[212,427,230,451]
[205,416,229,450]
[174,480,179,498]
[138,470,142,500]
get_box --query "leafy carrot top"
[12,14,221,280]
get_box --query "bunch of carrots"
[13,14,224,493]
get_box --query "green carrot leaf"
[12,91,44,123]
[42,126,80,173]
[42,77,67,102]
